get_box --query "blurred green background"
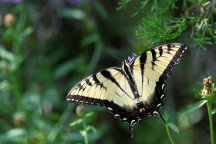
[0,0,216,144]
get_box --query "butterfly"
[66,43,188,137]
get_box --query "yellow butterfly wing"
[66,67,142,124]
[130,43,188,116]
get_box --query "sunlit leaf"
[70,118,83,127]
[183,100,207,114]
[84,112,94,118]
[59,8,86,20]
[0,46,14,62]
[0,80,9,91]
[6,128,26,137]
[167,122,179,134]
[22,27,33,37]
[69,112,94,127]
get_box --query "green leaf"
[59,8,86,20]
[70,118,83,127]
[163,110,170,123]
[212,109,216,115]
[183,100,207,114]
[6,128,26,138]
[22,27,33,37]
[131,0,149,17]
[136,14,187,46]
[0,80,9,91]
[193,37,213,50]
[69,112,94,127]
[116,0,131,10]
[0,46,14,62]
[84,112,94,118]
[167,122,179,134]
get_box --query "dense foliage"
[0,0,215,144]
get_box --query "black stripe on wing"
[139,52,147,91]
[150,49,157,70]
[100,69,132,98]
[92,74,106,89]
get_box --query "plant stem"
[207,101,215,144]
[82,118,89,144]
[165,123,175,144]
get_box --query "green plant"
[118,0,216,48]
[184,76,216,144]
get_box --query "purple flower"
[127,53,137,64]
[0,0,22,3]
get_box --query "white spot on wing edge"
[107,107,113,111]
[153,111,159,115]
[162,84,165,89]
[160,94,165,99]
[123,118,127,121]
[115,114,120,117]
[157,103,162,107]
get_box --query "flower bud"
[13,112,26,126]
[200,76,216,98]
[4,13,15,27]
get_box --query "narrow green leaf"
[116,0,131,10]
[183,100,207,114]
[167,122,179,134]
[84,112,94,118]
[70,118,83,127]
[22,27,33,37]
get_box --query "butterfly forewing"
[131,43,188,115]
[66,67,141,123]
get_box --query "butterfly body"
[67,43,188,131]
